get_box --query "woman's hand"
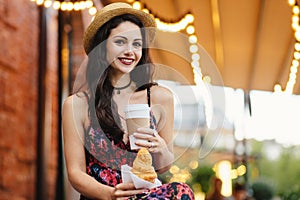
[133,127,168,154]
[112,182,148,200]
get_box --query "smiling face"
[106,21,143,78]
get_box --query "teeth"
[121,58,132,62]
[120,58,133,64]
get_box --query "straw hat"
[83,2,156,54]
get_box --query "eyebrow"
[112,35,142,41]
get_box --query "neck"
[110,72,130,86]
[115,79,132,89]
[113,77,131,88]
[112,76,133,95]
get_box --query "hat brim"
[83,3,156,54]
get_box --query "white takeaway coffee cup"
[124,104,150,150]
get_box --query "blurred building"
[1,0,300,200]
[0,0,85,199]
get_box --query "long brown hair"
[86,14,155,143]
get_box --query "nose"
[123,44,134,55]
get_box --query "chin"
[119,66,135,74]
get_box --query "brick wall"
[45,7,59,200]
[0,0,59,199]
[64,11,86,200]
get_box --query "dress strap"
[147,86,151,107]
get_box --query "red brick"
[0,69,5,108]
[0,0,40,199]
[0,0,86,199]
[2,149,35,199]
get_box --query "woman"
[62,2,194,200]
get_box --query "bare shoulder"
[63,93,88,109]
[62,92,89,121]
[150,84,174,105]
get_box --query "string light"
[132,1,141,10]
[53,1,60,10]
[128,1,210,131]
[275,1,300,94]
[274,84,282,92]
[288,0,296,6]
[74,2,81,11]
[36,0,44,6]
[128,0,203,85]
[186,25,195,34]
[30,0,203,86]
[154,15,195,32]
[189,35,197,43]
[30,0,95,12]
[89,6,97,16]
[44,0,52,8]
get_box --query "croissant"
[131,148,157,183]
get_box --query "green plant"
[187,165,215,193]
[281,184,300,200]
[251,179,274,200]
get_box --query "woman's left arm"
[151,86,175,173]
[134,85,175,173]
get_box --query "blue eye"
[133,42,142,48]
[115,39,125,45]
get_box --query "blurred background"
[1,0,300,199]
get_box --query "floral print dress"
[80,90,194,200]
[80,118,194,200]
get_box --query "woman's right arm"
[62,95,115,200]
